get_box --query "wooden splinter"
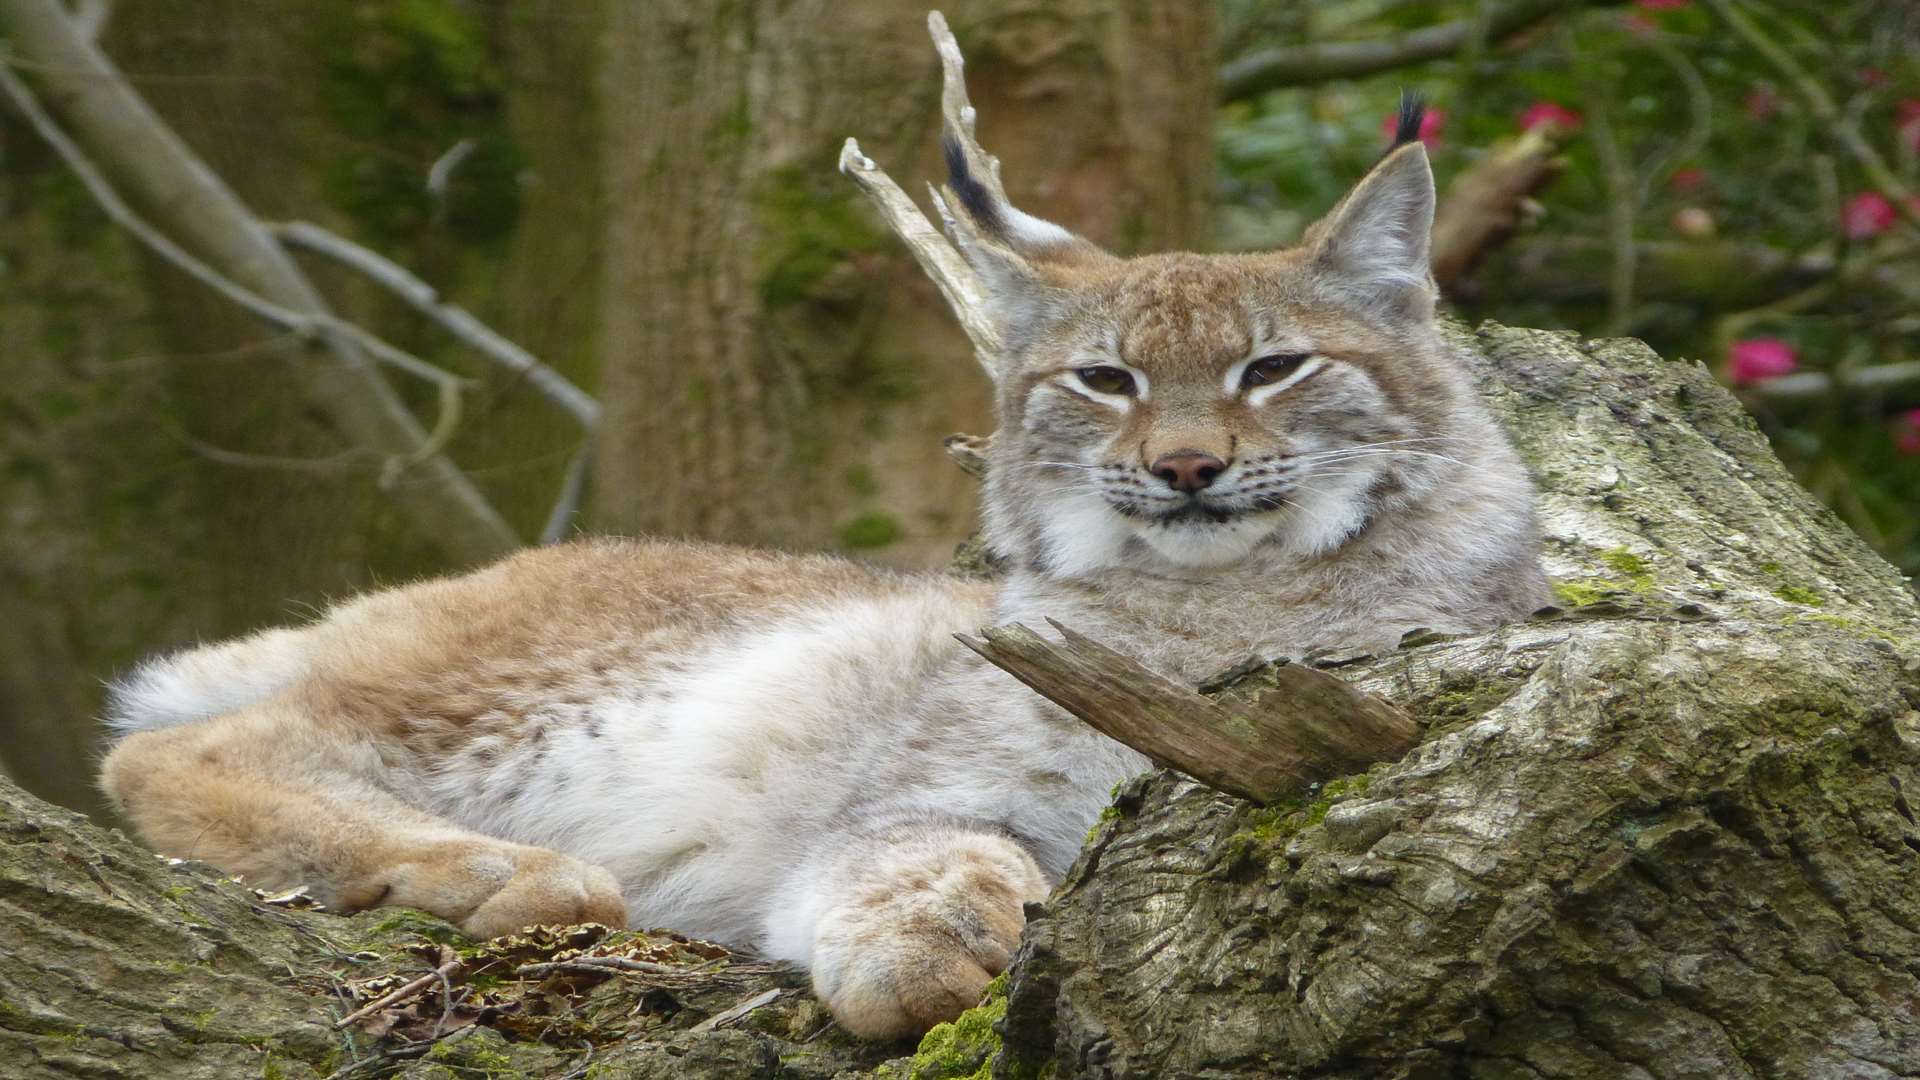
[958,619,1421,806]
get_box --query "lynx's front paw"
[810,828,1048,1039]
[370,840,628,938]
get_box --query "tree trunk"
[593,0,1214,565]
[3,322,1913,1078]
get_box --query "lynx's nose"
[1150,450,1226,493]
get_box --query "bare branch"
[0,57,474,453]
[187,440,366,474]
[838,140,998,370]
[271,220,601,430]
[334,947,462,1030]
[515,956,685,979]
[0,0,520,560]
[928,10,1006,211]
[1749,361,1920,404]
[958,621,1422,806]
[689,988,784,1033]
[1219,0,1585,103]
[837,10,1006,373]
[539,444,594,545]
[425,138,477,202]
[69,0,111,41]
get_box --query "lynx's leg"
[100,701,627,937]
[778,823,1049,1039]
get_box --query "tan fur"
[101,139,1547,1040]
[102,539,951,934]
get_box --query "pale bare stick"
[837,10,1008,373]
[837,141,999,372]
[539,444,595,546]
[0,58,476,475]
[271,221,601,430]
[0,0,518,559]
[71,0,112,41]
[928,10,1007,205]
[690,988,784,1033]
[515,956,685,978]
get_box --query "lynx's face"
[992,254,1462,575]
[947,115,1458,578]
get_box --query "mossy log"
[3,322,1917,1079]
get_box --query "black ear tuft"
[944,135,1006,239]
[1390,90,1427,150]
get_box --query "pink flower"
[1727,339,1799,384]
[1621,12,1658,35]
[1381,105,1445,148]
[1843,192,1898,238]
[1636,0,1690,8]
[1745,85,1780,121]
[1897,99,1920,153]
[1520,102,1583,133]
[1668,167,1708,193]
[1895,410,1920,455]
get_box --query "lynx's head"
[951,101,1486,579]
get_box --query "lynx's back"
[100,86,1548,1042]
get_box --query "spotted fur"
[100,131,1546,1041]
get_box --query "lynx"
[100,99,1548,1039]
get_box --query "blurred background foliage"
[1218,0,1920,573]
[0,0,1914,815]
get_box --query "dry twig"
[689,988,784,1033]
[333,947,462,1030]
[839,12,1007,374]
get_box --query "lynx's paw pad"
[381,842,628,938]
[812,829,1047,1039]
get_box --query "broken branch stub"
[958,620,1422,805]
[1430,125,1567,290]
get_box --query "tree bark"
[995,323,1920,1079]
[593,0,1214,565]
[3,322,1913,1079]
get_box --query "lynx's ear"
[1303,109,1438,321]
[939,135,1112,353]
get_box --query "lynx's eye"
[1074,366,1137,397]
[1242,353,1313,389]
